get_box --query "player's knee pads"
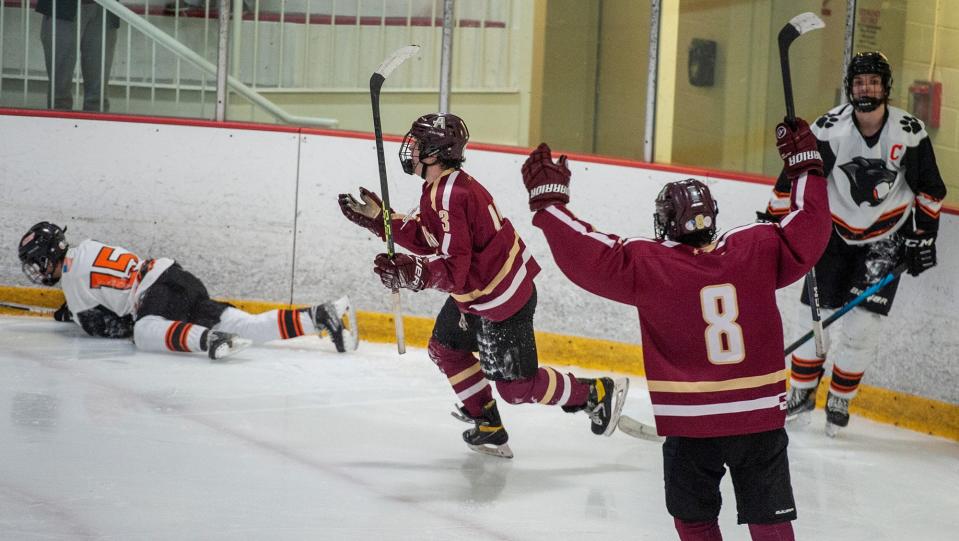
[494,378,536,404]
[836,308,883,374]
[427,337,476,372]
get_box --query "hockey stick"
[370,44,420,355]
[617,414,664,442]
[778,12,827,358]
[0,301,55,314]
[784,262,907,357]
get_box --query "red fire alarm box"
[908,80,942,129]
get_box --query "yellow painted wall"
[536,0,601,152]
[593,0,651,159]
[903,1,959,205]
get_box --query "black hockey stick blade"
[617,414,664,442]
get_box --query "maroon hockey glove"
[338,187,387,240]
[902,230,937,276]
[373,253,432,292]
[522,143,571,211]
[776,118,823,180]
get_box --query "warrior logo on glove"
[521,143,571,211]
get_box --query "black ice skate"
[451,400,513,459]
[785,384,818,426]
[567,377,629,436]
[824,392,850,438]
[205,330,252,361]
[310,302,344,352]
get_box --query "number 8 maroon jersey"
[532,174,831,437]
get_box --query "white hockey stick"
[370,45,420,355]
[617,414,664,442]
[0,301,56,314]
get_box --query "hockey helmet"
[18,221,68,286]
[844,51,893,113]
[653,179,719,245]
[399,113,470,175]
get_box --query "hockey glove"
[53,302,73,322]
[373,253,431,292]
[776,118,823,180]
[522,143,571,211]
[755,210,783,224]
[338,187,387,240]
[902,230,937,276]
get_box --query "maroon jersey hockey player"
[338,112,628,458]
[521,118,831,540]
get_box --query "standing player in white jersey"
[521,118,831,540]
[17,222,357,360]
[760,52,947,435]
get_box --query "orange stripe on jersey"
[831,204,907,234]
[918,204,940,220]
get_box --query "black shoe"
[580,377,629,436]
[310,302,345,353]
[452,400,512,458]
[824,392,850,437]
[785,384,818,421]
[204,330,251,361]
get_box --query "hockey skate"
[785,384,818,426]
[571,377,629,436]
[206,330,252,361]
[451,400,513,459]
[824,392,850,438]
[310,296,359,352]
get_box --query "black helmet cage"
[653,179,719,245]
[844,51,893,112]
[399,113,470,175]
[18,221,68,286]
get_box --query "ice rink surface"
[1,316,957,540]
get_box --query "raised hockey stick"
[778,12,827,358]
[370,44,420,355]
[784,262,907,356]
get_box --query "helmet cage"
[18,222,67,286]
[844,51,893,113]
[398,113,469,175]
[653,179,719,244]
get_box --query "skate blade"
[334,296,360,352]
[467,442,513,459]
[617,414,664,442]
[602,378,630,437]
[210,337,252,362]
[786,409,813,427]
[824,421,842,438]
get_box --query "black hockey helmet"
[653,179,719,245]
[844,51,893,112]
[18,221,68,286]
[399,113,470,176]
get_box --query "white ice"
[1,316,957,540]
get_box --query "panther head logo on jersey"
[838,157,897,207]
